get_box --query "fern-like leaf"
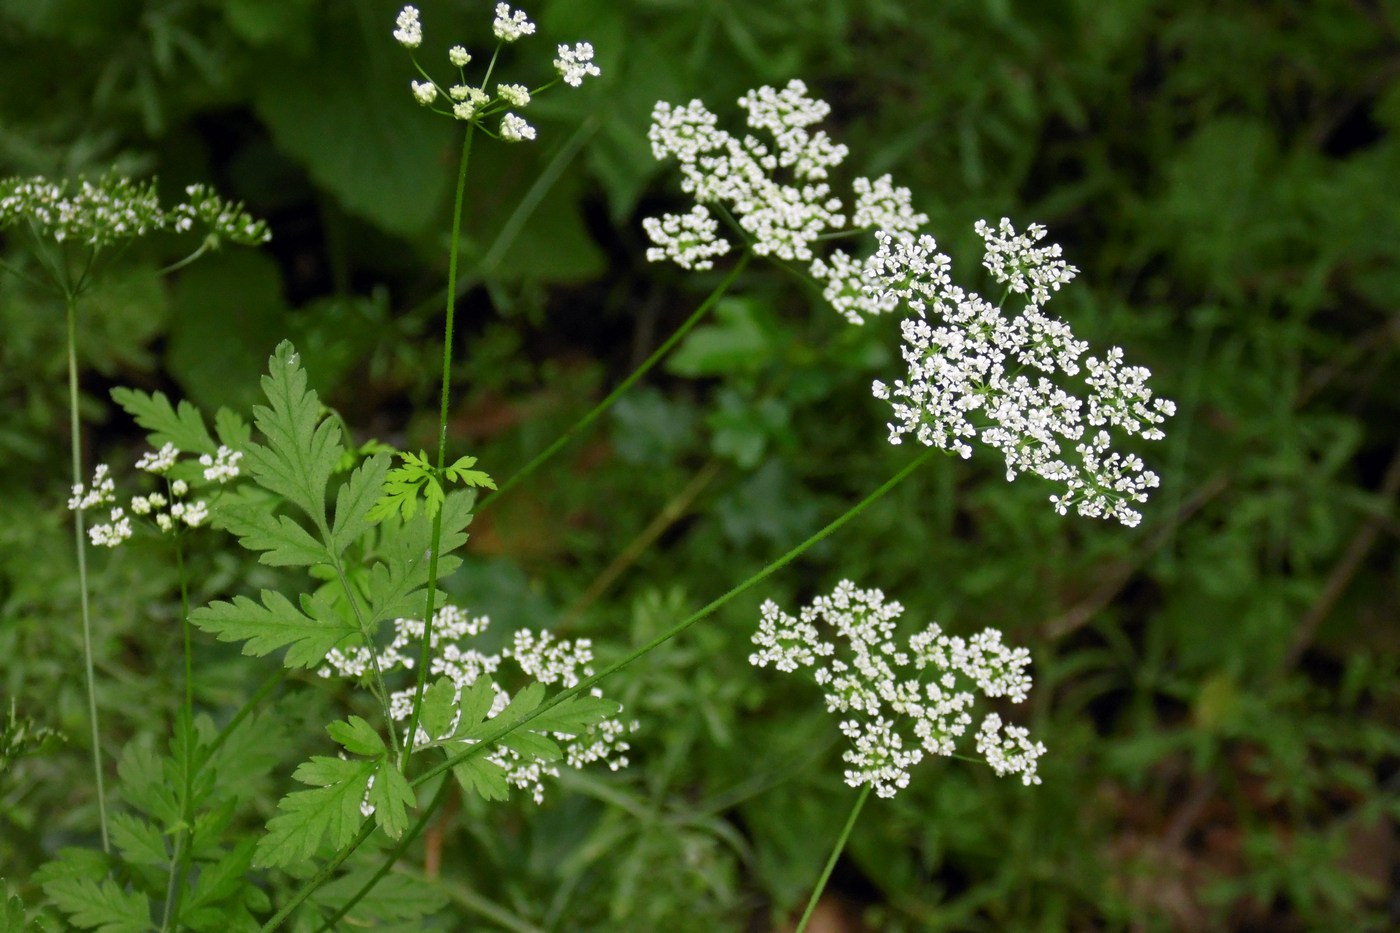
[240,341,341,529]
[189,590,358,669]
[110,387,218,455]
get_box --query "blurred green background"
[2,0,1399,929]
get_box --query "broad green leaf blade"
[254,756,372,868]
[37,875,151,933]
[217,493,329,567]
[241,341,342,528]
[417,677,458,743]
[453,678,497,739]
[214,406,252,451]
[189,590,357,670]
[109,813,167,867]
[498,730,562,763]
[452,758,510,802]
[368,759,415,839]
[110,387,217,455]
[526,695,623,734]
[327,716,385,758]
[330,452,392,551]
[181,838,256,921]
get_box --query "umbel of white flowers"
[752,580,1046,795]
[67,444,243,546]
[320,604,637,806]
[644,79,1175,526]
[0,175,269,249]
[392,4,599,143]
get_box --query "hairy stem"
[404,124,477,768]
[795,784,871,933]
[66,292,109,852]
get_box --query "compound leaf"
[330,452,392,551]
[110,387,217,455]
[254,755,372,868]
[241,341,341,529]
[190,590,357,670]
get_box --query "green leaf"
[116,740,180,827]
[527,694,623,734]
[214,406,252,451]
[418,677,459,743]
[330,452,391,551]
[442,454,497,491]
[110,387,217,455]
[367,759,415,839]
[3,886,27,931]
[498,730,562,763]
[217,491,329,567]
[254,755,373,868]
[250,13,454,238]
[241,341,342,529]
[109,813,167,867]
[182,838,256,921]
[37,875,151,932]
[452,758,510,802]
[454,678,498,738]
[327,716,385,758]
[189,590,358,670]
[366,450,436,524]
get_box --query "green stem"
[278,448,935,931]
[66,291,109,852]
[794,784,871,933]
[479,253,751,512]
[403,124,476,768]
[161,534,196,932]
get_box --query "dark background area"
[2,0,1399,929]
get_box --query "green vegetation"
[2,0,1397,929]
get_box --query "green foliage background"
[3,0,1399,929]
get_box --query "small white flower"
[411,80,437,105]
[448,45,471,67]
[89,507,132,547]
[136,443,179,474]
[392,5,422,48]
[198,445,242,483]
[68,464,116,510]
[181,500,210,528]
[171,479,189,498]
[554,42,600,87]
[500,112,536,142]
[642,205,732,271]
[492,3,535,42]
[497,83,531,107]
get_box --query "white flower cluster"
[320,605,637,805]
[752,580,1045,795]
[868,220,1175,526]
[644,80,927,324]
[391,4,599,142]
[0,175,268,249]
[66,444,241,545]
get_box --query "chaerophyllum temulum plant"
[0,171,268,863]
[4,3,1181,930]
